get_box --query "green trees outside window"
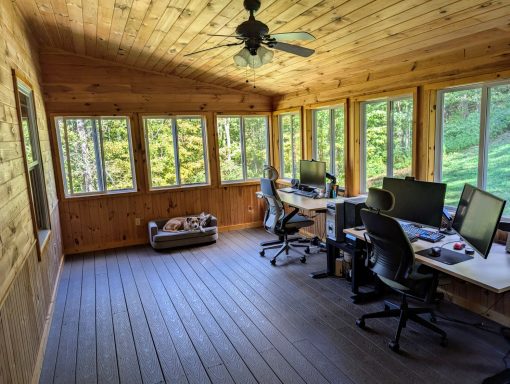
[217,115,269,183]
[312,106,345,186]
[144,116,208,188]
[437,82,510,215]
[56,116,136,196]
[279,113,301,179]
[361,97,413,191]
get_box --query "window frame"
[13,72,51,258]
[360,94,414,193]
[143,115,210,190]
[55,115,137,197]
[216,114,270,184]
[434,79,510,203]
[278,112,301,180]
[311,104,346,185]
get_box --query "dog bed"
[148,215,218,250]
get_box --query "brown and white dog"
[163,212,211,232]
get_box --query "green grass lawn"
[442,130,510,215]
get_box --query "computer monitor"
[300,160,326,190]
[382,177,446,228]
[452,184,505,259]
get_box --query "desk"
[344,227,510,294]
[277,191,346,212]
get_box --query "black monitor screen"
[300,160,326,190]
[382,177,446,228]
[452,184,505,258]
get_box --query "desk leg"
[309,241,337,279]
[351,240,383,304]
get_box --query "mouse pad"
[416,248,472,265]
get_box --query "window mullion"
[201,118,209,184]
[330,108,335,175]
[479,86,489,189]
[360,103,367,193]
[91,118,106,192]
[240,117,247,180]
[434,92,444,182]
[173,118,181,186]
[62,118,74,195]
[387,101,394,178]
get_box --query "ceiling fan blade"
[268,32,315,41]
[184,42,244,56]
[272,42,315,57]
[208,34,246,39]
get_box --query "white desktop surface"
[344,227,510,293]
[277,190,346,211]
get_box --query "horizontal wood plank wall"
[39,49,272,113]
[273,36,510,325]
[0,0,63,383]
[40,50,269,254]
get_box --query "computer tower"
[326,196,367,242]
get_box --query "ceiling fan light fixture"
[233,47,251,67]
[258,45,273,64]
[233,46,273,68]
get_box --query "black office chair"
[356,188,447,352]
[259,178,314,265]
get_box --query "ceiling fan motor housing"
[244,0,261,12]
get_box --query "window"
[279,112,301,179]
[436,81,510,215]
[143,116,208,189]
[217,115,269,183]
[360,96,414,192]
[16,79,50,238]
[312,106,345,186]
[56,116,136,196]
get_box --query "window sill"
[220,180,261,187]
[38,229,51,253]
[149,183,212,193]
[64,189,139,201]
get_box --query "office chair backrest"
[260,178,284,233]
[361,188,415,283]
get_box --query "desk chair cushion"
[379,263,434,298]
[285,215,314,229]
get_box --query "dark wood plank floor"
[40,228,509,384]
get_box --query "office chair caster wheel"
[300,256,306,263]
[304,247,310,254]
[270,259,276,266]
[259,250,265,257]
[388,341,400,352]
[440,337,448,347]
[355,319,366,329]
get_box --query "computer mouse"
[429,247,441,257]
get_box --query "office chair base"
[356,296,447,353]
[262,240,308,265]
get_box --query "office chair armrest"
[281,207,299,228]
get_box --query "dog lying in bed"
[162,212,212,232]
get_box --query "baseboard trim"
[219,222,262,232]
[31,253,65,384]
[64,222,263,254]
[438,289,510,327]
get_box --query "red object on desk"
[453,242,465,250]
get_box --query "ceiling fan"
[184,0,315,68]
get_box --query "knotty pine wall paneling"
[41,52,271,254]
[0,0,64,383]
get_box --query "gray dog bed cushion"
[148,215,218,250]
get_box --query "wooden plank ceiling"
[12,0,510,96]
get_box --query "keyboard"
[401,224,445,243]
[279,187,295,193]
[294,190,318,198]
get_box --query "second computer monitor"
[300,160,326,190]
[452,184,505,259]
[382,177,446,228]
